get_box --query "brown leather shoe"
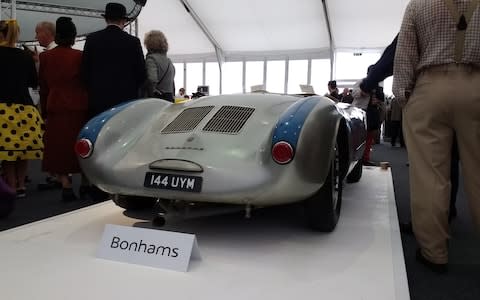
[416,249,447,274]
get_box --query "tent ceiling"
[137,0,214,57]
[329,0,410,50]
[138,0,408,60]
[187,0,329,53]
[1,0,142,42]
[3,0,409,57]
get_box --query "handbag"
[152,61,171,99]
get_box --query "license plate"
[144,172,202,193]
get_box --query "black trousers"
[390,120,405,147]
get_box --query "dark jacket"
[81,25,145,117]
[0,46,37,105]
[360,34,398,93]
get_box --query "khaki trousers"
[403,64,480,264]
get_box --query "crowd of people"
[0,2,176,206]
[1,0,479,276]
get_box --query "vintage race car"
[76,93,366,231]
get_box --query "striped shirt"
[393,0,480,101]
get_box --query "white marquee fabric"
[1,0,141,42]
[4,0,410,58]
[137,0,410,60]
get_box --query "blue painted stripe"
[272,97,319,149]
[78,101,135,144]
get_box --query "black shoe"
[0,196,15,218]
[89,186,110,202]
[37,181,62,191]
[16,188,27,199]
[416,248,448,274]
[79,185,91,199]
[362,161,377,166]
[399,222,413,234]
[62,188,78,202]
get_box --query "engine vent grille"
[203,106,255,134]
[161,106,214,133]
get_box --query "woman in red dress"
[39,17,88,201]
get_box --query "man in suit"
[81,2,145,118]
[81,2,146,201]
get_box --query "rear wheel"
[346,159,363,183]
[304,144,343,232]
[113,195,158,210]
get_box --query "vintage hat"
[56,17,77,40]
[102,2,131,20]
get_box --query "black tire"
[346,159,363,183]
[112,195,157,210]
[304,145,343,232]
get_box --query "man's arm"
[132,37,146,91]
[393,1,419,104]
[360,34,398,93]
[80,35,92,87]
[38,53,48,117]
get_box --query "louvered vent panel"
[161,106,214,133]
[203,106,255,134]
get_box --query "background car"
[76,93,366,232]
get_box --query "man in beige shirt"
[393,0,480,273]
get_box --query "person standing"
[81,2,145,201]
[393,0,480,273]
[0,19,44,198]
[362,87,384,166]
[81,2,146,118]
[33,20,64,191]
[35,21,56,51]
[39,17,88,202]
[389,97,405,147]
[143,30,175,102]
[341,88,354,104]
[325,80,342,102]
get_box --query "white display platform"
[0,168,409,300]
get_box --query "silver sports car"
[76,93,366,231]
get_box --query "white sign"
[96,224,201,272]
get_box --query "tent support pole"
[180,0,225,73]
[322,0,335,80]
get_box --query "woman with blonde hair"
[0,20,44,198]
[143,30,175,102]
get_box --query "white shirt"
[46,41,57,50]
[351,80,370,110]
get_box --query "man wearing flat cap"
[81,2,145,118]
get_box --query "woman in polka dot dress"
[0,20,44,198]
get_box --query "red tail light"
[272,141,294,164]
[75,139,93,159]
